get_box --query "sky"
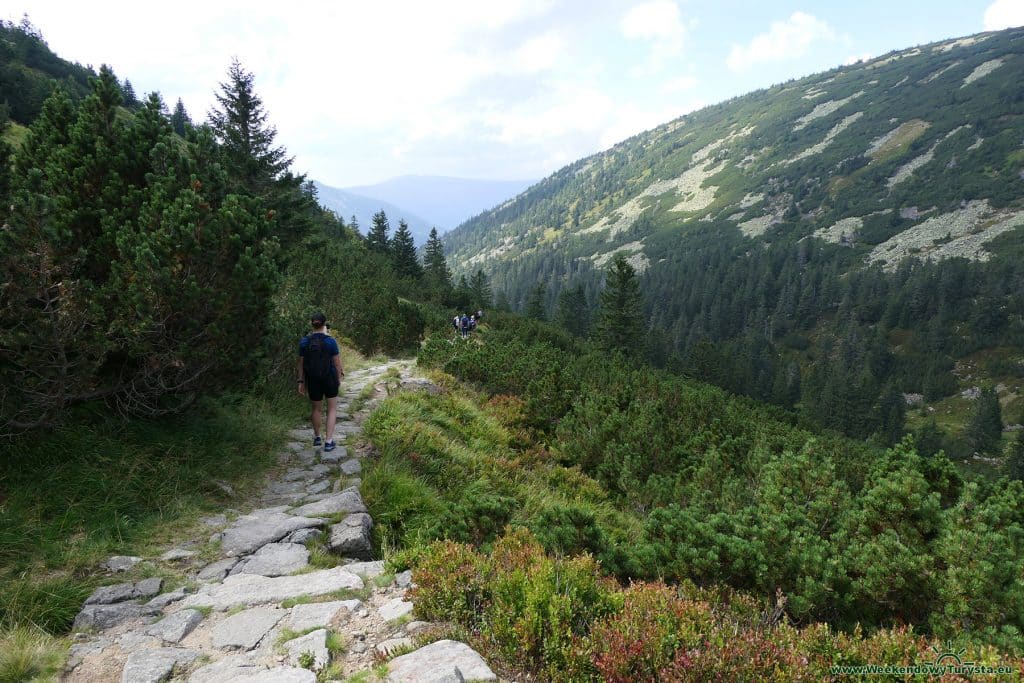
[6,1,1024,187]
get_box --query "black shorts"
[306,376,339,401]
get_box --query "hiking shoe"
[313,436,322,447]
[324,440,336,452]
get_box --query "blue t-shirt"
[298,333,340,379]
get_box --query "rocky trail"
[64,360,496,683]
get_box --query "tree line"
[0,57,424,434]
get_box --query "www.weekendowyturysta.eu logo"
[829,640,1018,677]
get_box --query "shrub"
[408,540,488,626]
[580,583,713,682]
[481,530,620,678]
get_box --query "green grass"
[326,629,346,656]
[0,384,304,633]
[349,381,379,415]
[276,626,321,646]
[280,585,372,609]
[0,627,64,683]
[360,385,641,561]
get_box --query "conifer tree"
[208,58,292,194]
[170,97,190,136]
[1006,431,1024,482]
[121,78,139,108]
[454,275,472,310]
[555,284,590,337]
[595,254,642,355]
[1,75,277,431]
[965,386,1003,456]
[913,418,946,458]
[469,269,492,310]
[208,59,312,248]
[349,215,360,234]
[876,382,906,446]
[525,282,547,321]
[423,227,452,302]
[391,219,422,279]
[367,210,391,254]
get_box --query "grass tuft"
[0,627,65,683]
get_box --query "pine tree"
[391,219,422,279]
[468,269,492,310]
[595,254,642,355]
[422,227,452,302]
[876,382,906,447]
[349,215,360,234]
[367,210,391,254]
[208,59,313,249]
[453,275,472,310]
[525,282,547,321]
[170,98,190,136]
[913,418,946,458]
[1005,431,1024,481]
[208,58,292,195]
[121,78,139,108]
[555,284,590,337]
[1,75,277,431]
[965,386,1003,456]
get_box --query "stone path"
[64,361,497,683]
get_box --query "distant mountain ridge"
[345,175,536,231]
[312,181,435,246]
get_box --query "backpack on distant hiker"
[304,333,335,384]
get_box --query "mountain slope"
[444,27,1024,447]
[0,19,93,124]
[345,175,536,231]
[312,181,435,245]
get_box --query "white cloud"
[727,11,835,72]
[511,32,566,73]
[844,53,872,66]
[983,0,1024,30]
[621,0,685,40]
[662,74,699,93]
[621,0,690,73]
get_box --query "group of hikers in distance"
[453,310,483,339]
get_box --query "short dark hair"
[311,312,327,325]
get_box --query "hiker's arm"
[296,356,305,395]
[333,353,344,378]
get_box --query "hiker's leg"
[325,396,339,443]
[310,399,323,437]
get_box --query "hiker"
[297,312,344,452]
[469,314,477,332]
[460,313,470,339]
[453,315,460,335]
